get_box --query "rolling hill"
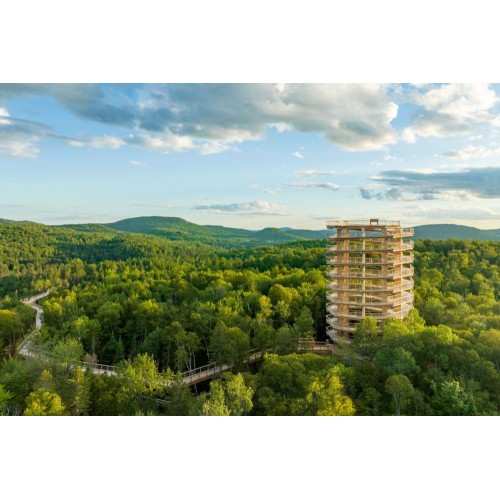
[104,216,332,246]
[2,215,499,245]
[413,224,500,241]
[104,217,500,244]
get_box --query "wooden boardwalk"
[18,291,347,387]
[179,342,339,386]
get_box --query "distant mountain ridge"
[105,216,330,246]
[413,224,500,241]
[1,215,499,245]
[104,217,500,244]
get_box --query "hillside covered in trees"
[413,224,500,241]
[0,220,498,416]
[3,215,498,250]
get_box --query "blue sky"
[0,83,499,229]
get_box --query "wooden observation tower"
[325,219,414,341]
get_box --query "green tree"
[219,373,254,415]
[0,384,12,415]
[0,309,23,353]
[24,389,66,416]
[430,379,478,416]
[96,302,123,335]
[170,322,200,372]
[356,387,382,416]
[209,322,250,366]
[252,322,275,352]
[164,377,195,416]
[294,306,315,339]
[374,347,420,378]
[73,316,101,356]
[477,329,500,371]
[421,297,446,326]
[69,367,90,416]
[273,325,300,355]
[51,337,84,366]
[304,367,355,416]
[198,383,230,416]
[385,374,414,416]
[0,357,44,410]
[352,317,380,356]
[116,353,170,414]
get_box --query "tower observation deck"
[325,219,414,341]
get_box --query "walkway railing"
[180,348,263,385]
[82,362,116,373]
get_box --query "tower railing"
[326,279,414,293]
[326,241,414,251]
[326,266,414,279]
[327,255,414,265]
[326,220,400,226]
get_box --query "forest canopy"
[0,220,498,416]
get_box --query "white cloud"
[193,200,287,215]
[129,160,148,167]
[0,107,10,124]
[200,141,231,155]
[272,84,398,151]
[9,84,500,161]
[399,205,500,222]
[0,139,40,158]
[444,144,500,160]
[125,132,196,153]
[360,186,403,201]
[383,151,400,162]
[0,108,49,158]
[288,182,339,190]
[404,83,500,141]
[1,83,400,153]
[296,169,336,177]
[68,135,125,149]
[87,135,125,149]
[365,167,500,201]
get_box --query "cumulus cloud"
[288,182,339,190]
[68,135,125,149]
[1,103,125,157]
[360,186,403,201]
[400,205,500,221]
[193,200,287,215]
[403,83,500,141]
[0,108,54,158]
[366,167,500,201]
[0,107,9,123]
[8,83,500,159]
[200,141,231,155]
[0,83,399,153]
[296,170,336,177]
[123,132,196,153]
[0,84,136,127]
[444,144,500,160]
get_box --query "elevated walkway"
[17,292,355,387]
